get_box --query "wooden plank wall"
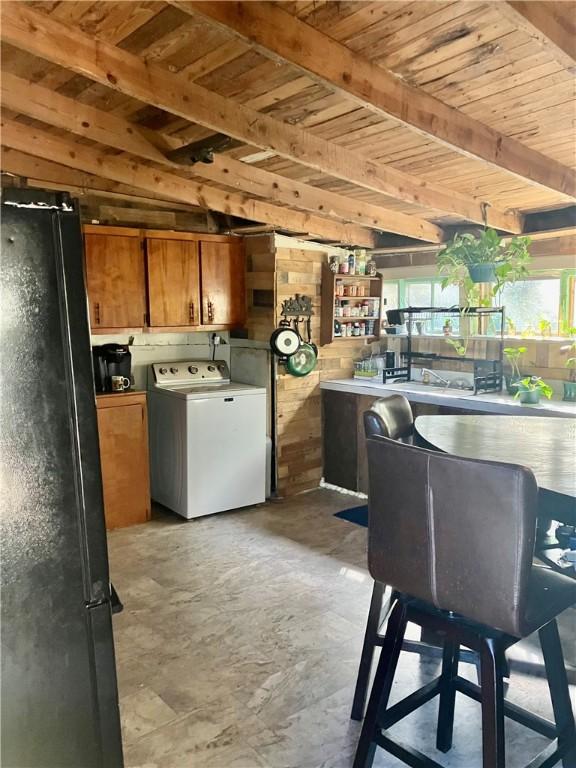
[245,234,276,342]
[273,236,367,496]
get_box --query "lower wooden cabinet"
[96,392,151,529]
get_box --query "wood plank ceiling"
[1,0,575,247]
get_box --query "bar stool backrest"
[363,395,413,442]
[366,435,538,637]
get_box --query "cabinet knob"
[94,302,101,325]
[189,301,195,322]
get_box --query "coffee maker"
[92,344,132,393]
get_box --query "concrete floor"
[108,489,575,768]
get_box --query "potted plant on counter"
[561,334,576,401]
[437,228,531,286]
[565,357,576,401]
[514,376,553,405]
[503,346,526,395]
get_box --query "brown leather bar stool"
[363,394,414,444]
[354,436,576,768]
[351,395,414,721]
[352,396,479,721]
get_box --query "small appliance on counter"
[92,343,132,393]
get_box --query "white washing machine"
[147,360,267,519]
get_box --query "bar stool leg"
[539,619,576,768]
[351,581,392,721]
[353,600,408,768]
[436,640,460,753]
[480,637,506,768]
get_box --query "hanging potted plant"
[514,376,553,405]
[437,228,531,285]
[503,346,526,395]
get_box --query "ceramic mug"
[111,376,130,392]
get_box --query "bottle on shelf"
[348,252,356,275]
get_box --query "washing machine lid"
[166,381,266,400]
[149,361,266,399]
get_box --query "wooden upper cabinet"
[200,240,246,327]
[84,231,146,330]
[146,238,201,327]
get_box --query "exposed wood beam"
[0,148,208,213]
[0,73,443,242]
[0,2,521,234]
[0,121,377,247]
[500,2,576,72]
[0,73,169,166]
[177,1,576,199]
[373,227,576,269]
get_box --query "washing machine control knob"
[188,366,198,374]
[170,367,179,374]
[207,365,216,372]
[159,367,167,374]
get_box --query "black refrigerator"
[0,188,124,767]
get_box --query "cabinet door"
[96,401,151,529]
[200,241,245,327]
[146,238,200,327]
[85,234,146,329]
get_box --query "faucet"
[421,368,451,387]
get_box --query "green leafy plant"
[561,335,576,383]
[538,317,552,337]
[437,228,531,298]
[445,338,467,357]
[506,317,516,336]
[503,346,526,380]
[514,376,553,400]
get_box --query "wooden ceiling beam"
[0,73,169,166]
[0,73,442,243]
[176,1,576,199]
[0,2,521,234]
[500,2,576,73]
[0,121,377,247]
[0,147,206,212]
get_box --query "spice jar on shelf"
[342,301,351,318]
[348,252,356,275]
[335,279,344,296]
[339,255,349,274]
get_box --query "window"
[382,279,461,332]
[498,277,561,335]
[404,280,459,310]
[382,270,576,337]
